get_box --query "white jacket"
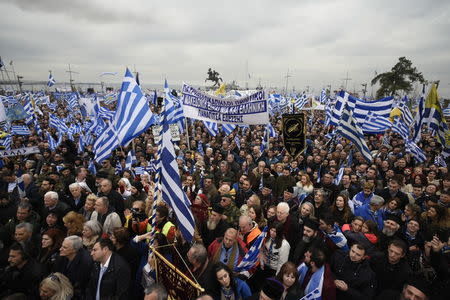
[90,211,122,236]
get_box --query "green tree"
[371,57,425,98]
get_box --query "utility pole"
[361,83,368,99]
[245,60,249,90]
[17,75,23,92]
[341,72,352,90]
[284,69,292,96]
[66,64,79,92]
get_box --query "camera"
[130,208,148,222]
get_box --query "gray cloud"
[1,0,450,96]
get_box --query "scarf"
[213,242,239,270]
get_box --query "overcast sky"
[1,0,449,97]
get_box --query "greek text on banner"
[0,146,40,157]
[181,84,269,125]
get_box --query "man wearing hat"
[259,181,276,210]
[375,276,430,300]
[246,277,284,300]
[219,193,241,227]
[290,218,327,264]
[371,239,411,296]
[378,213,403,251]
[355,194,385,230]
[200,204,230,247]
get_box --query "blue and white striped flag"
[298,262,325,300]
[98,106,115,122]
[125,150,137,170]
[434,155,447,167]
[1,135,12,150]
[158,98,195,242]
[295,93,309,110]
[49,114,69,133]
[324,224,349,250]
[46,132,57,151]
[330,91,393,126]
[47,73,56,87]
[398,101,414,127]
[222,124,236,135]
[320,89,328,104]
[361,111,392,134]
[336,106,373,163]
[11,125,31,135]
[405,139,426,163]
[197,140,205,156]
[77,134,84,154]
[66,93,79,111]
[334,164,345,185]
[267,123,277,138]
[16,176,26,198]
[423,84,448,146]
[234,226,268,272]
[164,79,185,133]
[392,117,410,139]
[94,69,155,162]
[88,160,97,175]
[203,120,219,136]
[412,87,425,143]
[234,135,241,149]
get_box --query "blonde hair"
[86,193,98,204]
[63,211,85,235]
[40,272,73,300]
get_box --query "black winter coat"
[330,250,377,300]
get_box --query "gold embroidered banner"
[152,247,204,300]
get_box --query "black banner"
[282,113,306,159]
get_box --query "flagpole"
[185,117,190,150]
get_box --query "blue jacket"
[355,204,384,230]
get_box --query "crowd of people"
[0,93,449,300]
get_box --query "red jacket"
[207,237,247,267]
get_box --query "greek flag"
[267,122,277,138]
[434,155,447,167]
[334,164,345,185]
[23,97,34,125]
[77,135,84,154]
[11,125,31,135]
[88,160,97,175]
[295,93,309,109]
[94,69,155,162]
[1,135,12,150]
[398,101,414,126]
[16,176,26,198]
[98,106,115,122]
[335,106,373,163]
[320,89,328,104]
[164,79,185,132]
[222,124,236,135]
[197,140,205,156]
[297,262,325,300]
[324,224,349,250]
[158,98,195,242]
[47,73,56,87]
[405,139,426,163]
[125,150,137,170]
[46,132,57,151]
[49,114,69,133]
[361,112,392,134]
[134,166,145,175]
[234,226,268,272]
[347,150,353,167]
[330,91,393,126]
[392,117,410,139]
[234,135,241,149]
[203,120,218,136]
[423,84,448,146]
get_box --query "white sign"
[181,84,269,125]
[0,146,40,157]
[152,124,180,143]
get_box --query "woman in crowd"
[38,228,65,273]
[380,198,402,221]
[191,193,210,224]
[79,194,97,221]
[312,189,329,219]
[276,262,303,300]
[111,227,139,286]
[62,211,85,236]
[260,221,290,276]
[296,174,314,197]
[401,203,421,223]
[248,203,267,229]
[212,262,252,300]
[266,205,277,220]
[421,205,450,235]
[39,272,73,300]
[331,194,354,226]
[82,220,102,251]
[41,212,65,235]
[361,220,379,245]
[117,177,133,205]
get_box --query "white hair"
[44,191,59,201]
[277,202,290,214]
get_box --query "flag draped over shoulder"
[297,262,325,300]
[157,92,195,242]
[234,226,268,273]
